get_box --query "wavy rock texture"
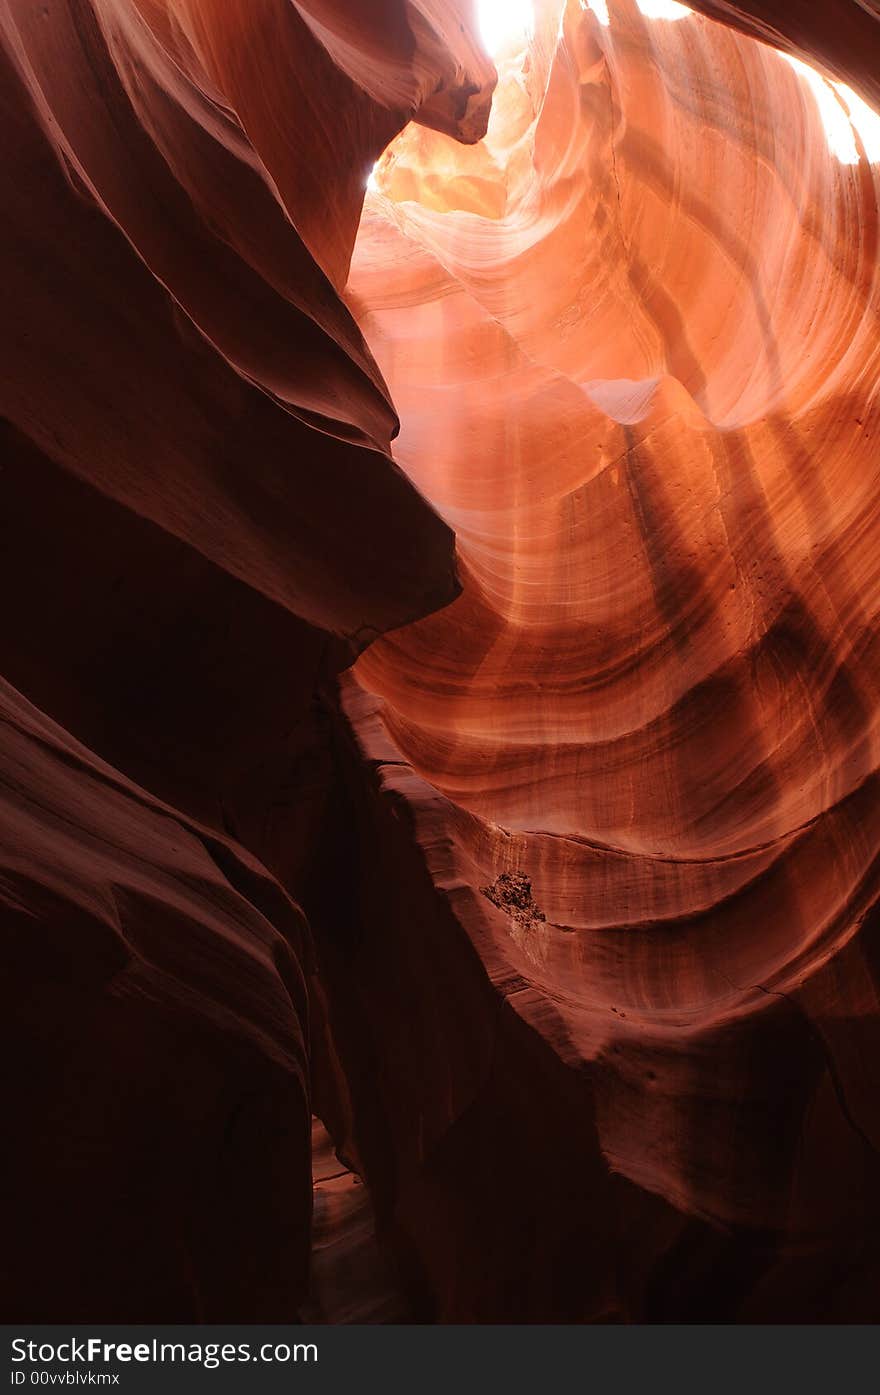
[0,0,491,1320]
[685,0,880,114]
[6,0,880,1324]
[2,676,311,1321]
[302,0,880,1320]
[300,1119,410,1324]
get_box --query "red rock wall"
[307,0,880,1319]
[5,0,880,1323]
[686,0,880,112]
[0,0,491,1321]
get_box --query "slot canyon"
[3,0,880,1324]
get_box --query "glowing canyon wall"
[3,0,880,1322]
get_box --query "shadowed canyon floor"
[3,0,880,1324]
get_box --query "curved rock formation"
[305,0,880,1320]
[5,0,880,1324]
[0,0,491,1321]
[2,674,312,1321]
[685,0,880,114]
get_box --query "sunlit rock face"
[685,0,880,115]
[0,0,492,1321]
[309,0,880,1320]
[5,0,880,1324]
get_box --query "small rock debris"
[480,871,546,928]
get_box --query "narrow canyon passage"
[3,0,880,1326]
[322,0,880,1318]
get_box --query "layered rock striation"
[0,0,491,1320]
[311,0,880,1320]
[5,0,880,1323]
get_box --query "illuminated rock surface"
[0,0,490,1321]
[330,0,880,1320]
[4,0,880,1322]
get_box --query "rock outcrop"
[312,0,880,1320]
[5,0,880,1323]
[0,0,491,1320]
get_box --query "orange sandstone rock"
[308,0,880,1319]
[5,0,880,1324]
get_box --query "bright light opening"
[783,54,879,165]
[477,0,534,56]
[582,0,610,24]
[583,1,691,25]
[836,81,880,164]
[583,6,878,167]
[636,1,691,18]
[366,162,380,192]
